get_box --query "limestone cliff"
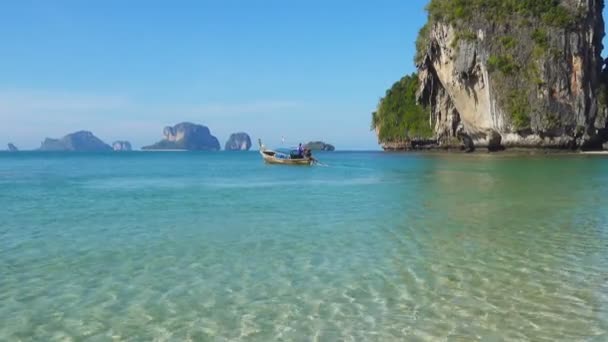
[225,132,252,151]
[143,122,220,151]
[415,0,607,150]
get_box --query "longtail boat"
[258,139,315,165]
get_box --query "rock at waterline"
[487,131,504,152]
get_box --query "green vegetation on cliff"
[416,0,577,66]
[371,73,432,143]
[426,0,577,28]
[415,23,431,64]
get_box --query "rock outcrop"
[7,143,18,152]
[225,132,252,151]
[112,141,132,151]
[305,141,335,151]
[414,0,607,150]
[142,122,220,151]
[39,131,112,151]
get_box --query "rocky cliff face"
[7,143,18,152]
[225,132,252,151]
[112,141,132,151]
[39,131,112,151]
[143,122,220,151]
[415,0,607,150]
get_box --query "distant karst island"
[20,123,335,152]
[373,0,608,152]
[305,141,335,151]
[39,131,113,152]
[225,132,252,151]
[112,141,132,151]
[142,122,221,151]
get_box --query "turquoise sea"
[1,151,607,341]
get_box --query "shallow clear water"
[1,151,607,341]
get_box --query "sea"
[1,151,607,341]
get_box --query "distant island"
[142,122,220,151]
[7,143,18,152]
[305,141,335,151]
[225,132,252,151]
[373,0,608,152]
[39,131,112,151]
[112,141,132,151]
[20,125,337,153]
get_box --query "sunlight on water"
[1,151,607,341]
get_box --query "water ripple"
[0,152,607,340]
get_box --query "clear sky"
[0,0,429,150]
[1,1,606,150]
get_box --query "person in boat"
[289,143,305,159]
[297,143,304,157]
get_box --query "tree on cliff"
[371,73,432,144]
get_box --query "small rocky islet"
[7,143,18,152]
[305,141,335,151]
[112,141,132,151]
[224,132,252,151]
[372,0,608,152]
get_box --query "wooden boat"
[258,139,315,165]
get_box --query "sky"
[1,2,606,150]
[0,0,430,150]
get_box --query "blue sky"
[1,1,605,150]
[0,0,429,150]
